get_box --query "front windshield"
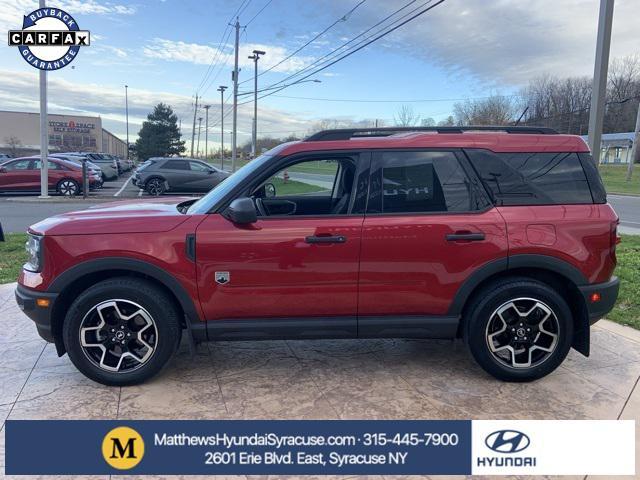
[187,153,274,214]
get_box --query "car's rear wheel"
[464,278,573,382]
[63,278,182,386]
[145,177,166,196]
[57,178,79,196]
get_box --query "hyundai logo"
[485,430,530,453]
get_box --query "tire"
[145,177,166,196]
[463,277,573,382]
[63,277,182,386]
[57,178,79,196]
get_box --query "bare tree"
[438,115,455,126]
[394,105,420,127]
[421,117,436,127]
[453,95,518,126]
[4,135,21,157]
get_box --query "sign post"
[38,0,49,198]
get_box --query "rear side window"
[368,151,488,213]
[467,150,593,205]
[164,160,189,170]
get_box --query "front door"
[195,154,369,322]
[358,150,508,319]
[0,158,36,191]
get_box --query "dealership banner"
[5,419,635,475]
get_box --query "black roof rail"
[305,125,559,141]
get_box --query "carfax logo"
[7,7,90,70]
[477,429,536,468]
[102,426,145,470]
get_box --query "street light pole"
[204,105,210,161]
[248,50,265,157]
[231,18,240,172]
[125,84,129,160]
[217,85,227,170]
[196,117,203,158]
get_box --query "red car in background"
[0,156,101,195]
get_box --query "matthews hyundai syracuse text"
[15,127,620,385]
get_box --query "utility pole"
[217,85,227,170]
[587,0,615,165]
[231,18,240,171]
[625,102,640,181]
[204,105,211,160]
[125,85,129,160]
[39,0,49,198]
[190,94,198,157]
[196,117,203,158]
[248,49,266,157]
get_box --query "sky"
[0,0,638,153]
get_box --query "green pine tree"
[134,103,185,160]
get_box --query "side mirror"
[227,197,257,224]
[264,182,276,198]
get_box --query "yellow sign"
[101,426,144,470]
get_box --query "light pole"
[248,49,265,157]
[124,85,129,159]
[196,117,203,158]
[203,105,210,161]
[217,85,227,169]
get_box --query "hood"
[30,197,197,236]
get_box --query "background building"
[581,132,636,164]
[0,110,127,157]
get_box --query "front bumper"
[15,284,57,343]
[579,276,620,324]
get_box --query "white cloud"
[142,38,315,74]
[327,0,639,86]
[0,0,136,30]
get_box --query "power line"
[266,93,520,103]
[246,0,275,26]
[264,0,422,90]
[241,0,446,105]
[240,0,368,85]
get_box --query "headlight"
[24,234,43,272]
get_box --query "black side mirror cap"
[227,197,257,224]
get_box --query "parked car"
[15,126,619,386]
[62,152,118,181]
[132,157,229,195]
[0,153,11,160]
[0,156,101,195]
[50,154,104,187]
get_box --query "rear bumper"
[579,276,620,324]
[14,284,57,343]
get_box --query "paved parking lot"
[0,282,639,479]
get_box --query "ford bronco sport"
[15,126,620,386]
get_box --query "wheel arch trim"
[49,257,202,324]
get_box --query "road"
[2,178,639,234]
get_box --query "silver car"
[132,157,229,196]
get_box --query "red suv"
[0,156,101,195]
[15,127,620,385]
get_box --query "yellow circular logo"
[101,426,144,470]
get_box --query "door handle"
[305,235,347,244]
[446,232,485,242]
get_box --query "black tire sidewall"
[466,280,573,382]
[63,278,181,386]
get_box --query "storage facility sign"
[7,7,90,70]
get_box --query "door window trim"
[365,148,493,217]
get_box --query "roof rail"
[305,125,558,141]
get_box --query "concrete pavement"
[0,281,639,479]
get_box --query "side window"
[4,159,32,171]
[33,160,63,170]
[189,161,210,172]
[468,150,593,205]
[261,159,339,197]
[164,160,189,170]
[369,151,480,213]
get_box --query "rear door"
[358,149,508,323]
[187,160,225,192]
[0,159,35,191]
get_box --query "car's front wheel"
[464,277,573,382]
[145,177,166,196]
[63,277,182,385]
